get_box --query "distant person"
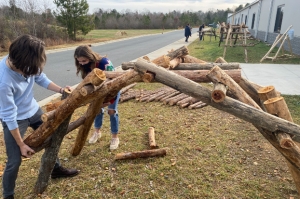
[199,23,205,41]
[74,45,121,150]
[184,23,192,42]
[0,34,79,199]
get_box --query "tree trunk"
[166,46,189,60]
[183,55,206,63]
[115,148,167,160]
[173,63,240,70]
[151,55,170,68]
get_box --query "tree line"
[0,0,248,50]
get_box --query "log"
[34,89,73,194]
[148,127,158,149]
[120,83,137,94]
[206,66,259,109]
[151,55,170,68]
[24,69,106,148]
[211,83,227,103]
[168,93,189,106]
[160,91,181,102]
[188,101,207,109]
[169,57,181,69]
[257,86,278,102]
[25,69,141,148]
[263,96,300,194]
[146,87,173,102]
[115,148,167,160]
[122,62,135,70]
[133,59,300,192]
[214,57,228,63]
[173,63,240,70]
[164,92,185,105]
[105,70,241,83]
[180,98,202,108]
[155,89,177,101]
[183,55,206,63]
[70,97,105,156]
[166,46,189,60]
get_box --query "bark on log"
[134,59,300,192]
[71,98,105,156]
[160,91,181,102]
[115,148,167,160]
[120,83,137,94]
[188,101,207,109]
[214,57,228,63]
[151,55,170,68]
[263,96,300,194]
[211,83,228,103]
[155,89,177,101]
[207,66,259,109]
[105,70,241,83]
[122,62,135,70]
[169,57,181,69]
[146,88,173,102]
[163,92,184,105]
[24,69,106,148]
[168,93,189,106]
[183,55,206,63]
[25,69,141,148]
[34,90,73,194]
[173,63,240,70]
[148,127,158,149]
[180,98,202,108]
[166,46,189,60]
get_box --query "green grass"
[188,35,300,64]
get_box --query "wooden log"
[120,83,137,94]
[263,96,300,194]
[206,66,259,109]
[183,55,206,63]
[120,92,137,102]
[148,127,158,149]
[188,101,206,109]
[169,57,181,69]
[180,98,202,108]
[115,148,167,160]
[155,89,176,101]
[211,83,227,103]
[133,59,300,192]
[146,87,173,102]
[151,55,170,68]
[257,86,278,102]
[169,93,189,106]
[173,63,240,70]
[142,56,150,61]
[214,57,228,63]
[24,69,106,148]
[25,69,141,148]
[177,96,195,106]
[166,46,189,60]
[160,91,181,102]
[164,92,185,105]
[34,89,73,194]
[122,62,135,70]
[105,70,241,83]
[71,97,105,156]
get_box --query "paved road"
[35,30,186,101]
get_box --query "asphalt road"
[34,29,185,101]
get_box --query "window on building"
[245,15,247,25]
[274,5,284,33]
[251,13,255,29]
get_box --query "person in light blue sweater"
[0,34,78,199]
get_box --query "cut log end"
[258,85,275,94]
[92,68,106,86]
[264,96,283,105]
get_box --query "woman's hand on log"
[19,143,35,158]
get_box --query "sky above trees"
[87,0,251,13]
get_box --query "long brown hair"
[74,45,104,79]
[9,34,46,76]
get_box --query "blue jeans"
[94,91,120,134]
[1,108,61,198]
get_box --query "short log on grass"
[148,127,158,149]
[115,148,168,160]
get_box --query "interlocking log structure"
[20,44,300,195]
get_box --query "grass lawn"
[0,30,300,199]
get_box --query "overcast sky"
[86,0,252,13]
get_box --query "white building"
[227,0,300,55]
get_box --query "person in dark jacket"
[184,24,192,42]
[199,24,205,41]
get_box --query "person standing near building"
[74,45,121,150]
[0,34,79,199]
[184,23,192,42]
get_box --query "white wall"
[282,0,300,37]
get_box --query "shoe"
[89,131,101,144]
[110,138,120,150]
[4,195,14,199]
[51,166,79,179]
